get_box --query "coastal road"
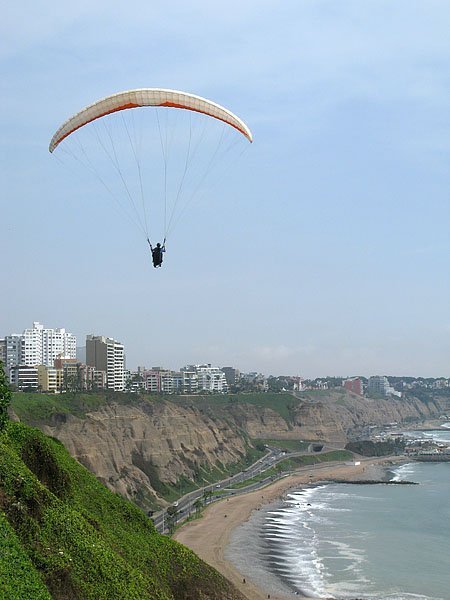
[152,452,380,533]
[152,447,282,532]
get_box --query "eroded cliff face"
[227,391,450,442]
[33,391,450,509]
[40,401,248,508]
[290,391,448,441]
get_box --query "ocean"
[226,430,450,600]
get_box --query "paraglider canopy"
[49,88,252,253]
[49,88,253,152]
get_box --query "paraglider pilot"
[148,239,165,268]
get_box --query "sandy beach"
[174,458,398,600]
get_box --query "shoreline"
[174,457,402,600]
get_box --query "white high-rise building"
[42,326,76,365]
[22,322,76,367]
[86,335,125,391]
[3,322,76,382]
[112,341,125,391]
[21,322,44,366]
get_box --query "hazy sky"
[1,1,449,377]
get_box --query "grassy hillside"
[11,391,147,422]
[11,391,299,424]
[171,392,298,422]
[0,421,242,600]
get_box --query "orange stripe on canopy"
[54,103,140,149]
[159,101,251,140]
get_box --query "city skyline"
[4,320,449,395]
[2,2,449,378]
[2,320,449,381]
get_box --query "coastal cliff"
[221,389,448,442]
[11,390,450,510]
[41,401,248,508]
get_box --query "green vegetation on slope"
[228,450,354,489]
[11,391,151,422]
[253,438,312,452]
[170,392,299,423]
[0,513,51,600]
[275,450,353,469]
[155,442,266,502]
[345,439,406,457]
[11,390,299,427]
[0,361,11,432]
[0,422,241,600]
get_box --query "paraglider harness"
[148,239,166,268]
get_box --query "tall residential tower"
[86,335,125,391]
[3,322,76,382]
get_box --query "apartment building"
[2,322,76,382]
[368,375,390,397]
[21,322,76,367]
[192,364,228,393]
[142,368,176,393]
[180,367,198,394]
[343,377,364,396]
[221,366,240,388]
[37,365,61,393]
[10,365,39,391]
[4,335,22,381]
[143,368,162,392]
[86,335,125,391]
